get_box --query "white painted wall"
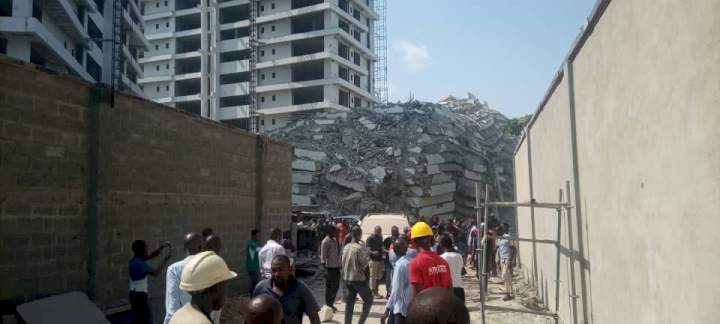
[258,65,291,85]
[258,43,291,63]
[259,90,291,109]
[258,0,291,16]
[144,0,172,15]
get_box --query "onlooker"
[495,223,516,301]
[336,220,348,245]
[169,251,237,324]
[164,233,203,324]
[408,222,452,296]
[129,240,171,324]
[367,225,385,298]
[439,235,465,302]
[320,226,342,311]
[406,287,470,324]
[240,295,284,324]
[383,226,400,298]
[381,237,415,324]
[246,229,262,295]
[341,226,373,324]
[468,221,479,269]
[204,235,222,254]
[259,228,287,279]
[253,255,320,324]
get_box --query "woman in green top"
[247,229,261,294]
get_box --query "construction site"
[1,0,719,323]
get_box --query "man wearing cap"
[408,222,452,297]
[169,251,237,324]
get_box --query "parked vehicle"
[360,213,411,241]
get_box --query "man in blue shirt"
[129,239,171,324]
[381,237,416,324]
[164,232,203,324]
[253,255,320,324]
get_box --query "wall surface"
[0,56,293,320]
[514,1,720,323]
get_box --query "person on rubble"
[129,239,172,324]
[381,237,415,324]
[408,222,452,297]
[406,287,470,324]
[168,251,237,324]
[246,229,262,295]
[240,294,284,324]
[341,226,373,324]
[259,228,288,279]
[383,226,400,298]
[439,235,465,303]
[253,255,321,324]
[164,233,204,324]
[320,226,342,311]
[367,225,386,299]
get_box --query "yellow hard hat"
[180,251,237,292]
[411,221,433,239]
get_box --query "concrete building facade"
[139,0,378,132]
[0,0,147,97]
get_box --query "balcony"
[44,0,88,43]
[220,60,250,74]
[0,17,93,81]
[123,9,150,49]
[220,82,250,97]
[219,37,249,52]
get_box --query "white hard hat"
[180,251,237,292]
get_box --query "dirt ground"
[222,266,556,324]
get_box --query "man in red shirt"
[408,221,452,296]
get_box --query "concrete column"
[6,36,32,61]
[200,0,209,117]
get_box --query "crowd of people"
[125,216,516,324]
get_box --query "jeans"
[391,313,407,324]
[325,268,341,306]
[344,280,374,324]
[129,291,151,324]
[248,271,260,295]
[384,261,393,295]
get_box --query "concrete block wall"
[513,1,720,323]
[0,59,91,301]
[0,55,293,319]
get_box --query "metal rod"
[514,238,558,244]
[475,182,486,324]
[480,184,490,324]
[481,201,569,209]
[564,180,580,324]
[484,305,558,318]
[554,189,563,314]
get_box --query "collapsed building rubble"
[267,99,518,222]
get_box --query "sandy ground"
[222,266,556,324]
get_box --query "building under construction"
[0,0,147,98]
[139,0,383,132]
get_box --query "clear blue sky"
[385,0,596,117]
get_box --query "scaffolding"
[475,182,573,324]
[248,0,259,133]
[373,0,388,104]
[110,0,123,104]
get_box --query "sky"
[385,0,597,117]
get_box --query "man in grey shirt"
[341,226,373,324]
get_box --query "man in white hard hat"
[169,251,237,324]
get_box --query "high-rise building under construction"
[139,0,380,132]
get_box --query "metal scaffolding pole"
[478,184,571,324]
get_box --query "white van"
[360,213,411,241]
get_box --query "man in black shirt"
[366,226,385,298]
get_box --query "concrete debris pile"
[267,100,517,221]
